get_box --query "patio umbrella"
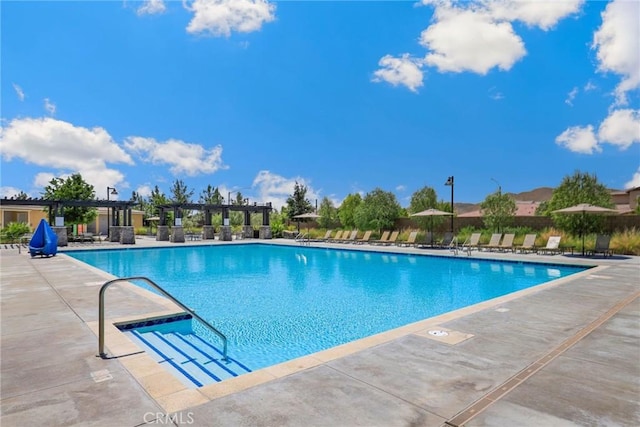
[410,208,454,241]
[293,212,321,235]
[552,203,618,255]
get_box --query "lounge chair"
[316,229,333,242]
[355,230,372,244]
[587,234,613,257]
[398,230,418,247]
[496,233,515,252]
[383,231,400,245]
[515,234,537,253]
[327,230,344,243]
[416,231,434,248]
[479,233,502,251]
[371,231,390,245]
[537,236,562,255]
[437,232,454,248]
[339,230,358,243]
[460,233,481,254]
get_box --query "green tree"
[285,181,313,220]
[540,171,614,236]
[354,188,401,231]
[317,197,339,228]
[131,191,153,218]
[408,186,438,229]
[169,179,194,204]
[338,193,362,228]
[199,185,224,205]
[149,185,170,217]
[42,174,97,225]
[480,190,516,233]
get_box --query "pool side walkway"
[1,237,639,426]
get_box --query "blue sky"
[1,0,639,209]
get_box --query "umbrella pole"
[582,212,585,256]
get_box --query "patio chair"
[416,231,435,248]
[515,234,537,253]
[355,230,372,244]
[537,236,562,255]
[479,233,502,251]
[587,234,613,257]
[382,231,400,246]
[315,229,332,242]
[496,233,515,252]
[460,233,481,254]
[339,230,358,243]
[398,230,418,247]
[327,230,344,243]
[437,232,454,248]
[371,231,390,245]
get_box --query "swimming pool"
[68,244,587,371]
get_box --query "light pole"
[491,178,502,233]
[106,186,118,237]
[444,176,454,233]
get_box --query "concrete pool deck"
[1,236,638,426]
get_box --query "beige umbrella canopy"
[293,212,321,234]
[410,208,454,237]
[552,203,618,215]
[293,213,322,219]
[552,203,618,255]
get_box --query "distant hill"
[455,187,554,214]
[506,187,554,202]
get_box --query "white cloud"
[44,98,56,116]
[251,170,320,211]
[12,83,25,101]
[565,86,578,106]
[598,109,640,150]
[372,54,424,92]
[420,6,526,74]
[34,172,60,188]
[184,0,276,37]
[0,117,133,170]
[137,0,166,16]
[584,80,596,91]
[555,125,599,154]
[395,185,406,192]
[136,185,153,198]
[625,168,640,189]
[0,186,25,198]
[124,136,227,176]
[0,117,132,197]
[484,0,584,31]
[489,86,504,100]
[592,0,640,105]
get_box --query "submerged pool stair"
[124,328,252,388]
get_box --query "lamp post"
[491,178,502,233]
[444,176,454,233]
[106,186,118,238]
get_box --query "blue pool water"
[69,244,587,371]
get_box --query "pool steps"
[123,329,252,388]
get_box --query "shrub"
[611,227,640,256]
[2,222,31,243]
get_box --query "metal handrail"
[98,276,228,361]
[294,232,310,245]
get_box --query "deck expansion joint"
[444,290,640,427]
